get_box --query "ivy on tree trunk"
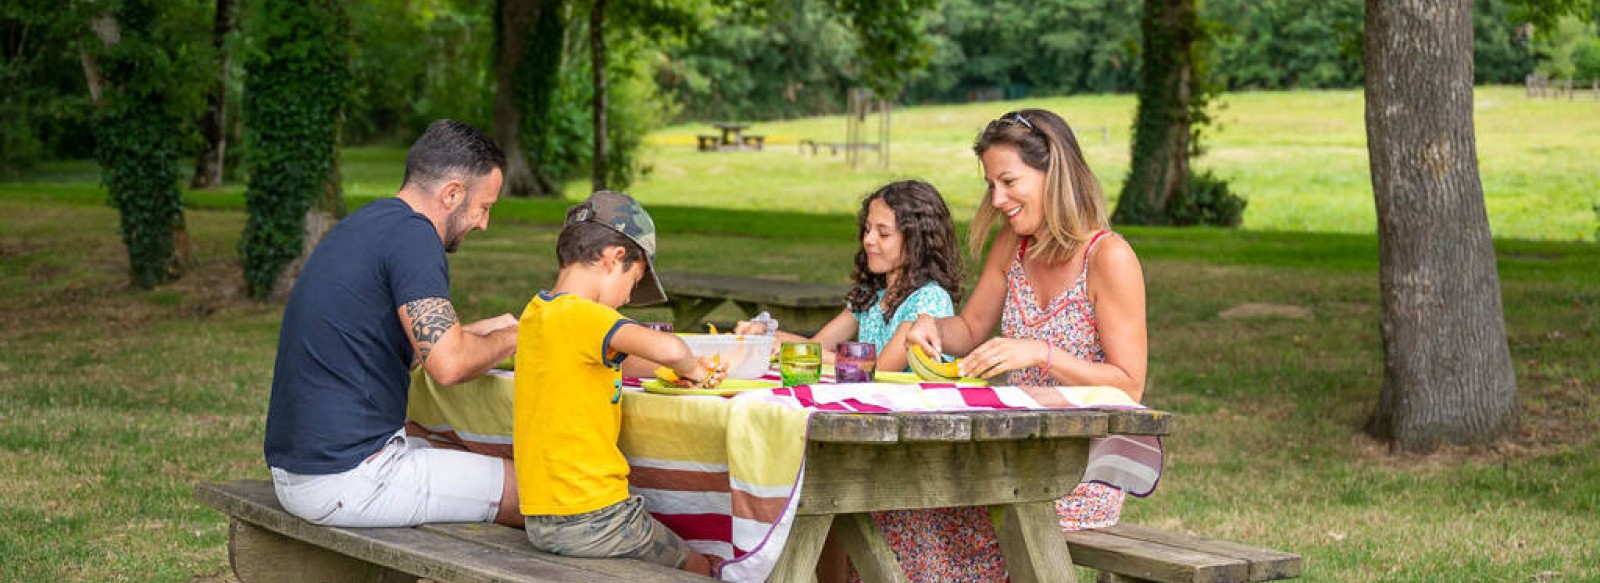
[493,0,564,197]
[239,0,350,300]
[1115,0,1196,225]
[81,5,191,289]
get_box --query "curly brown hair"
[845,180,963,322]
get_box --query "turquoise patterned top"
[853,281,956,353]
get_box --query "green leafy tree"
[239,0,351,300]
[655,3,859,120]
[1474,0,1539,84]
[80,0,210,288]
[1532,13,1596,78]
[346,0,495,144]
[1207,0,1364,89]
[3,3,98,172]
[908,0,1141,101]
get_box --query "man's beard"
[443,205,470,253]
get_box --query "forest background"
[4,0,1599,182]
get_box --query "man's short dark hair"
[401,120,507,192]
[556,221,647,269]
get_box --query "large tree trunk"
[1363,0,1517,452]
[1113,0,1194,225]
[590,0,608,191]
[191,0,238,190]
[493,0,561,197]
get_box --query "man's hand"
[400,298,516,385]
[462,314,517,336]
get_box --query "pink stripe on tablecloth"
[956,386,1007,408]
[654,513,734,543]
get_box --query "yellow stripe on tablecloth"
[724,399,811,489]
[620,391,733,464]
[407,369,516,437]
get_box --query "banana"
[909,345,962,382]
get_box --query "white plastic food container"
[676,333,775,379]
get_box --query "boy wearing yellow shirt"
[514,191,723,576]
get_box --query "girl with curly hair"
[741,179,962,373]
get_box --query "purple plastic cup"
[835,341,877,383]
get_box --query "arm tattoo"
[404,297,458,364]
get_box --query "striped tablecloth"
[407,369,1164,582]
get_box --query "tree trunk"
[493,0,561,197]
[1113,0,1194,225]
[1363,0,1518,452]
[191,0,238,190]
[590,0,608,192]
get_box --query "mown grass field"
[1,87,1597,582]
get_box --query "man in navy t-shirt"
[264,120,523,528]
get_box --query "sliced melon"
[909,345,962,382]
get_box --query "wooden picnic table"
[770,408,1172,583]
[698,123,764,152]
[713,122,749,146]
[657,271,846,333]
[403,368,1172,582]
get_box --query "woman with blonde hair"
[908,107,1148,536]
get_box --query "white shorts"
[271,430,504,527]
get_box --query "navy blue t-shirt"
[263,198,451,474]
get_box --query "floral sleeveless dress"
[848,284,1008,582]
[1003,230,1126,530]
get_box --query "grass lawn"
[1,88,1598,582]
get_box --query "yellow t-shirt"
[514,292,634,516]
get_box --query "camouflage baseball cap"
[564,191,667,306]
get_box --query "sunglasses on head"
[989,111,1038,134]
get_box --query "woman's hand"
[959,337,1049,380]
[904,313,944,358]
[732,320,768,335]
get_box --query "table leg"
[994,501,1079,583]
[768,514,834,583]
[667,297,723,332]
[832,513,909,583]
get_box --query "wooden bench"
[740,135,765,150]
[194,480,715,583]
[658,271,847,334]
[696,135,720,152]
[1064,523,1302,583]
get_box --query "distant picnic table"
[697,122,764,151]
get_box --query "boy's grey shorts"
[525,495,690,568]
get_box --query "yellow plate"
[873,371,988,385]
[641,379,782,396]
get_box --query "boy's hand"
[657,357,729,388]
[687,356,729,388]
